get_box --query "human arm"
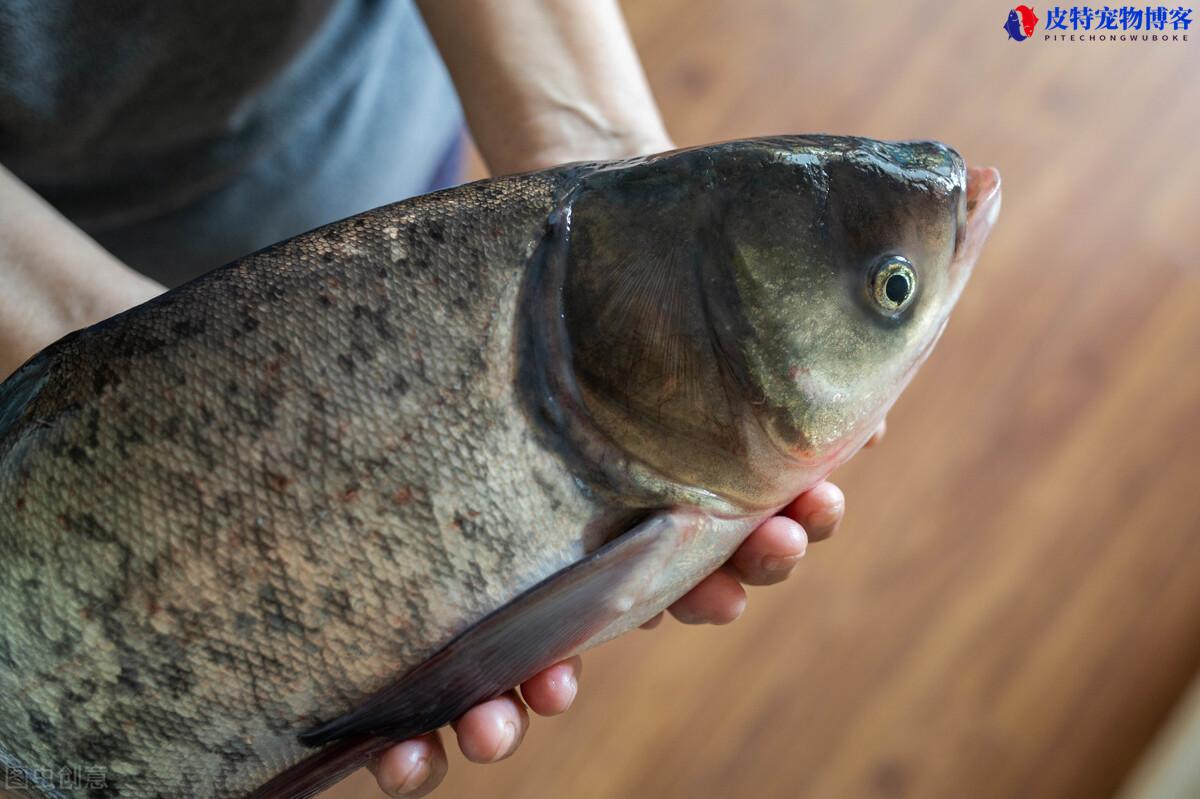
[0,163,162,379]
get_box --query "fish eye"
[871,256,916,313]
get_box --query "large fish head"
[544,136,1000,511]
[719,137,1000,504]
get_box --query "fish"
[0,136,1001,798]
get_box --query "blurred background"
[329,1,1200,797]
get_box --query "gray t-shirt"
[0,0,463,286]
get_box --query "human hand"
[367,423,886,796]
[642,419,884,628]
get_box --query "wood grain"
[325,2,1200,797]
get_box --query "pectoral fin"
[250,510,702,799]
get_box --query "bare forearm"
[417,0,672,174]
[0,164,163,377]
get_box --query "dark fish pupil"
[885,272,911,304]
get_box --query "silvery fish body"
[0,137,1000,798]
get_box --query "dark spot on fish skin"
[390,373,410,395]
[213,490,239,518]
[318,293,334,307]
[427,221,446,242]
[85,407,101,447]
[224,383,280,432]
[51,630,79,658]
[117,663,143,692]
[257,584,310,637]
[14,496,25,511]
[75,729,132,763]
[91,364,121,394]
[187,421,218,472]
[74,514,116,543]
[368,527,395,562]
[243,316,260,333]
[362,455,392,474]
[161,662,196,698]
[464,558,489,590]
[115,427,145,458]
[337,353,356,374]
[67,444,91,465]
[470,349,488,374]
[203,642,235,668]
[161,415,182,440]
[26,708,53,739]
[351,338,376,365]
[319,585,354,623]
[266,471,292,492]
[530,468,562,512]
[0,636,15,668]
[352,303,397,341]
[171,317,206,339]
[452,510,484,540]
[79,676,99,696]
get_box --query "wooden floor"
[327,3,1200,797]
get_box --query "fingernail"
[494,720,517,760]
[393,755,430,796]
[761,552,804,573]
[807,490,844,539]
[809,511,840,539]
[724,593,748,623]
[564,672,579,704]
[671,608,707,625]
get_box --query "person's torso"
[0,0,462,284]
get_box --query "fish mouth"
[953,166,1002,274]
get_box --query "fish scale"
[0,169,604,795]
[0,136,999,797]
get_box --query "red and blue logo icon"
[1004,5,1041,39]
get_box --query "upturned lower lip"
[967,166,1002,226]
[953,166,1002,272]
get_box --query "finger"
[452,690,529,763]
[520,656,582,717]
[668,567,746,625]
[729,515,808,586]
[783,481,845,543]
[366,732,448,798]
[640,612,665,630]
[866,419,887,447]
